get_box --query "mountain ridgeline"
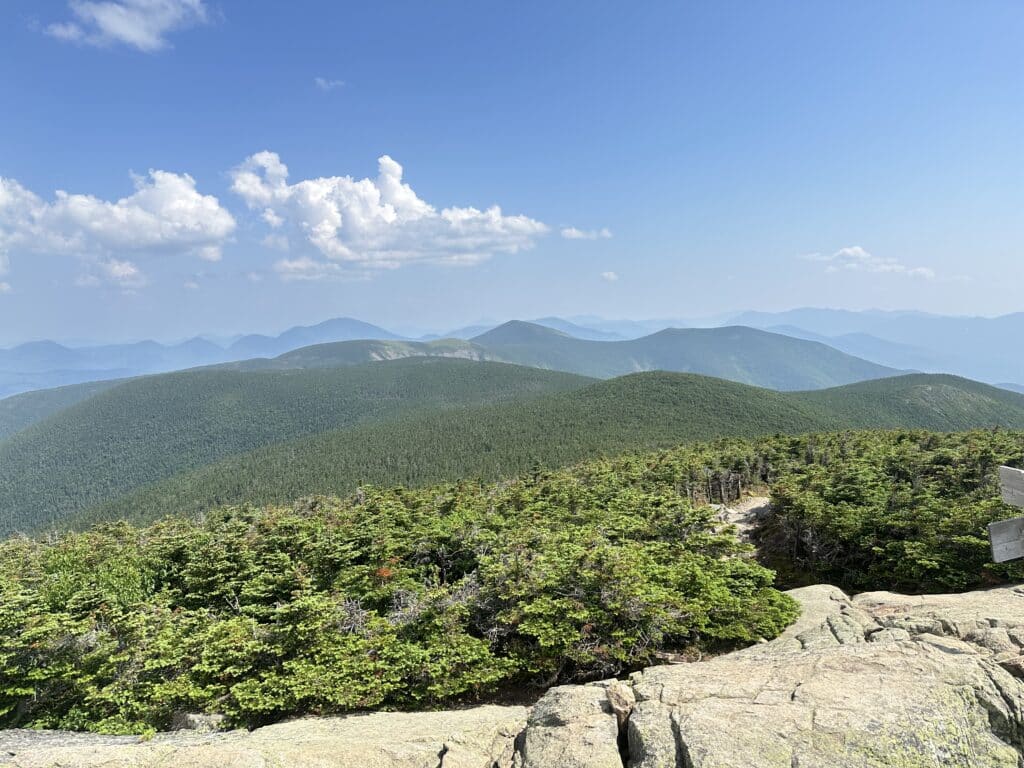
[0,321,899,441]
[2,349,1023,534]
[470,321,898,388]
[225,320,899,388]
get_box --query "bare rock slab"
[0,706,528,768]
[628,584,1024,768]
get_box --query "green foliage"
[0,453,798,734]
[763,429,1024,591]
[4,426,1023,734]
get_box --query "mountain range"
[733,308,1024,384]
[6,307,1024,400]
[2,306,1023,535]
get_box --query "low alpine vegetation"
[0,453,796,734]
[4,427,1023,735]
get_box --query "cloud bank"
[230,152,549,279]
[0,169,235,287]
[46,0,209,52]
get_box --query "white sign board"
[991,466,1024,563]
[1001,466,1024,508]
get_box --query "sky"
[1,0,1022,344]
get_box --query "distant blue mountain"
[733,308,1024,384]
[0,317,405,398]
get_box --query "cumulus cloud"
[0,169,235,287]
[314,77,345,91]
[803,246,936,280]
[230,152,549,279]
[600,271,619,282]
[45,0,208,52]
[562,226,612,240]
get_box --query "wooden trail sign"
[990,466,1024,563]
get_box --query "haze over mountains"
[734,308,1024,385]
[5,307,1024,400]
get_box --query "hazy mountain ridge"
[0,318,404,398]
[0,322,902,443]
[9,306,1022,400]
[469,321,898,388]
[738,308,1024,383]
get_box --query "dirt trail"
[712,495,771,545]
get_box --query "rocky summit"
[6,583,1024,768]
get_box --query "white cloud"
[231,152,548,279]
[76,258,147,289]
[600,271,619,282]
[45,0,209,52]
[803,246,936,280]
[562,226,612,240]
[0,283,10,294]
[100,258,146,286]
[183,279,200,290]
[314,77,345,91]
[274,256,364,282]
[0,169,235,287]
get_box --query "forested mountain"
[0,378,128,440]
[796,374,1024,430]
[470,321,898,388]
[0,359,589,534]
[67,371,1024,531]
[0,322,897,440]
[0,315,900,401]
[226,338,489,371]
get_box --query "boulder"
[515,681,625,768]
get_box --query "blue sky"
[1,1,1022,344]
